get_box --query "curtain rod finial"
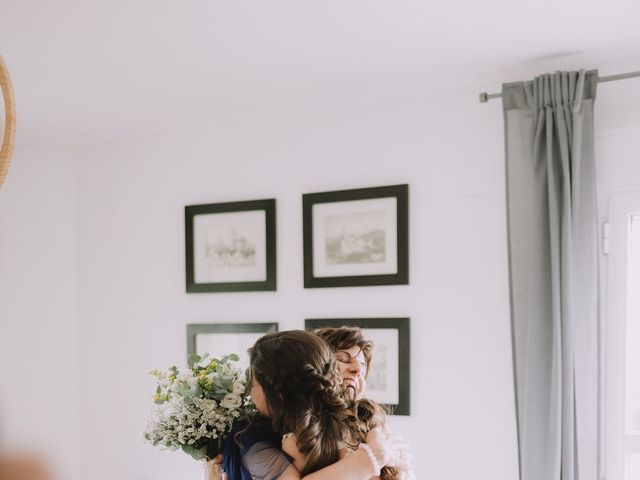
[479,92,489,103]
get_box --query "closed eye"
[336,353,352,364]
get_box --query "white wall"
[596,77,640,188]
[0,145,80,480]
[3,67,638,480]
[73,86,518,480]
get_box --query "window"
[605,192,640,480]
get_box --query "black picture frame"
[303,184,408,288]
[187,322,278,368]
[305,317,410,415]
[185,199,276,293]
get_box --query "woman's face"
[250,374,270,416]
[336,345,367,398]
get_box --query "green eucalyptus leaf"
[187,354,201,369]
[197,445,209,460]
[215,388,229,400]
[176,384,190,397]
[212,376,224,388]
[191,449,205,461]
[182,444,204,461]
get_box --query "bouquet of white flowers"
[143,353,252,462]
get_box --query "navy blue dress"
[223,417,293,480]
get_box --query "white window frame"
[601,188,640,480]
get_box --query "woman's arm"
[277,448,379,480]
[281,434,306,473]
[235,427,399,480]
[236,442,377,480]
[278,426,397,480]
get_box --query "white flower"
[203,398,217,408]
[233,381,245,395]
[186,376,198,392]
[221,392,242,410]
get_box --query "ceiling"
[2,0,640,147]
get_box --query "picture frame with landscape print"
[187,323,278,372]
[185,199,276,292]
[305,317,410,415]
[303,185,408,288]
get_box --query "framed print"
[305,317,410,415]
[185,199,276,293]
[187,323,278,372]
[303,184,408,288]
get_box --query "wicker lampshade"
[0,54,16,189]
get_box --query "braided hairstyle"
[248,330,358,475]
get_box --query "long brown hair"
[350,399,401,480]
[313,326,400,480]
[248,330,357,475]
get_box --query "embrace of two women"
[222,327,414,480]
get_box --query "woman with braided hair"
[223,330,405,480]
[313,326,415,480]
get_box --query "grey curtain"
[502,70,600,480]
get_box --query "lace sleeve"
[241,440,293,480]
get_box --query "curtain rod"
[478,70,640,103]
